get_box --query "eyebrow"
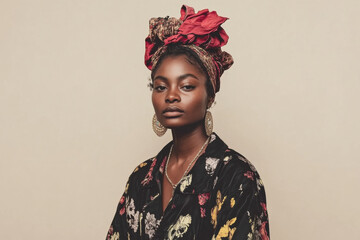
[153,73,200,82]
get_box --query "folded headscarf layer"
[145,5,234,94]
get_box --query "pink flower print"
[120,196,125,205]
[106,225,113,240]
[200,207,206,218]
[260,202,267,216]
[260,221,269,240]
[141,158,157,186]
[198,193,210,206]
[119,206,125,215]
[159,156,166,174]
[244,171,254,180]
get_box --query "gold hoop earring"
[152,114,167,136]
[205,111,213,136]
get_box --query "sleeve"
[105,179,130,240]
[210,164,270,240]
[105,158,152,240]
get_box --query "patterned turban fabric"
[144,5,234,94]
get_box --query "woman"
[107,5,269,240]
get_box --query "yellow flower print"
[125,183,129,194]
[133,162,148,173]
[167,214,192,240]
[216,217,237,240]
[230,197,235,208]
[211,190,227,228]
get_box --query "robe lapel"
[175,133,229,195]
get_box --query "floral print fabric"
[106,133,269,239]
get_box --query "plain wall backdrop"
[1,0,359,239]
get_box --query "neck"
[170,121,208,164]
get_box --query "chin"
[162,118,185,128]
[162,118,203,130]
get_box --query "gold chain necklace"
[165,137,210,190]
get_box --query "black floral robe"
[106,133,269,240]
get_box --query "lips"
[162,106,184,117]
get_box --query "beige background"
[1,0,359,239]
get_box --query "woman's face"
[152,54,211,130]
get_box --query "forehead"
[153,55,206,80]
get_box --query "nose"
[165,87,180,103]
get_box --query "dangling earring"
[204,111,213,136]
[152,114,167,136]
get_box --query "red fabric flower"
[145,5,229,70]
[165,6,229,48]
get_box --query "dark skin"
[152,54,214,213]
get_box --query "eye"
[182,85,195,91]
[154,85,166,92]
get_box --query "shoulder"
[125,142,171,189]
[126,157,156,184]
[132,157,155,175]
[214,148,264,195]
[223,149,258,172]
[207,133,260,178]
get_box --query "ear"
[207,97,215,109]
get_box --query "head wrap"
[145,5,234,94]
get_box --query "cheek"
[185,91,208,113]
[151,93,159,110]
[152,92,164,115]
